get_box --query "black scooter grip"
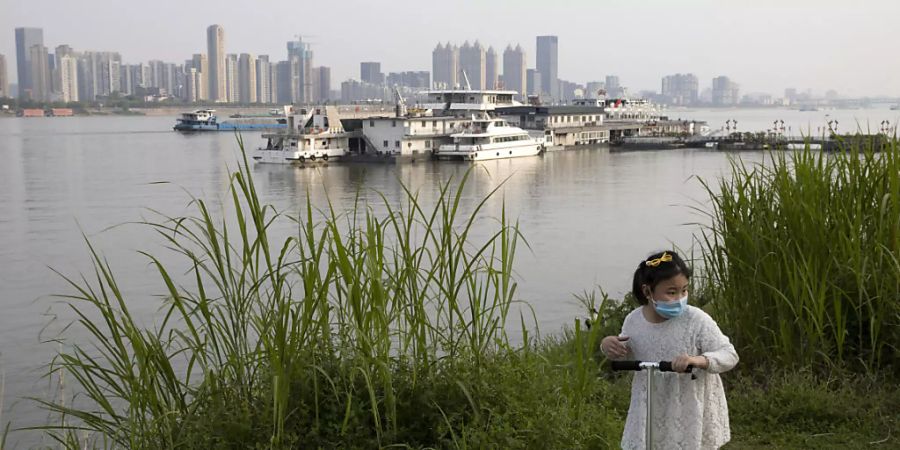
[610,360,642,371]
[659,362,694,373]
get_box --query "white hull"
[436,142,543,161]
[252,147,347,164]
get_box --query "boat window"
[392,120,396,127]
[383,140,389,148]
[425,140,431,148]
[369,120,374,127]
[394,140,400,148]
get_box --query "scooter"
[612,361,695,450]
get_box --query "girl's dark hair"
[631,250,692,305]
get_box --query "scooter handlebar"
[611,360,694,373]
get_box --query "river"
[0,106,896,446]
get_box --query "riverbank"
[6,133,898,448]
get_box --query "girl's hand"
[672,354,709,372]
[600,335,629,359]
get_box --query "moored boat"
[252,106,350,164]
[434,113,544,161]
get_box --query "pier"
[694,133,895,151]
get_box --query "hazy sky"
[3,0,899,97]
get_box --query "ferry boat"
[435,113,544,161]
[252,106,350,164]
[173,109,287,132]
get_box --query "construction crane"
[393,86,407,117]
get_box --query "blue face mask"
[652,294,688,319]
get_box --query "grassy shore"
[26,138,900,449]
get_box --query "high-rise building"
[360,62,383,85]
[165,63,180,96]
[28,45,51,101]
[238,53,257,103]
[0,54,9,98]
[526,69,542,97]
[225,54,238,103]
[190,54,209,100]
[52,45,76,95]
[536,35,558,100]
[268,61,278,104]
[77,51,121,100]
[317,66,331,102]
[15,27,44,100]
[121,63,140,94]
[502,44,526,98]
[147,60,165,89]
[558,79,581,103]
[132,63,149,91]
[185,67,201,102]
[287,38,314,103]
[146,62,178,95]
[57,54,78,102]
[459,41,486,90]
[255,55,271,104]
[485,46,499,90]
[340,79,389,103]
[206,24,226,101]
[275,60,293,104]
[432,43,458,89]
[605,75,621,98]
[386,71,430,89]
[661,73,699,105]
[585,81,605,98]
[712,76,740,106]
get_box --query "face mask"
[652,294,688,319]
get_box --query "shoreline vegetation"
[11,138,900,448]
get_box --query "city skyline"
[3,0,900,98]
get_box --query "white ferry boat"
[435,114,544,161]
[252,106,349,164]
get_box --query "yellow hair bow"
[645,252,672,267]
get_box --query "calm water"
[0,107,895,445]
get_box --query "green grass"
[698,140,900,372]
[34,141,621,449]
[725,369,900,449]
[31,138,900,448]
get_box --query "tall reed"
[38,143,530,448]
[699,139,900,372]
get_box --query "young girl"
[601,251,739,450]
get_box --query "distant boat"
[890,105,900,111]
[173,109,287,132]
[799,106,819,112]
[229,109,283,118]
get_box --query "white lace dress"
[616,305,739,450]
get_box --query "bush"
[699,141,900,372]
